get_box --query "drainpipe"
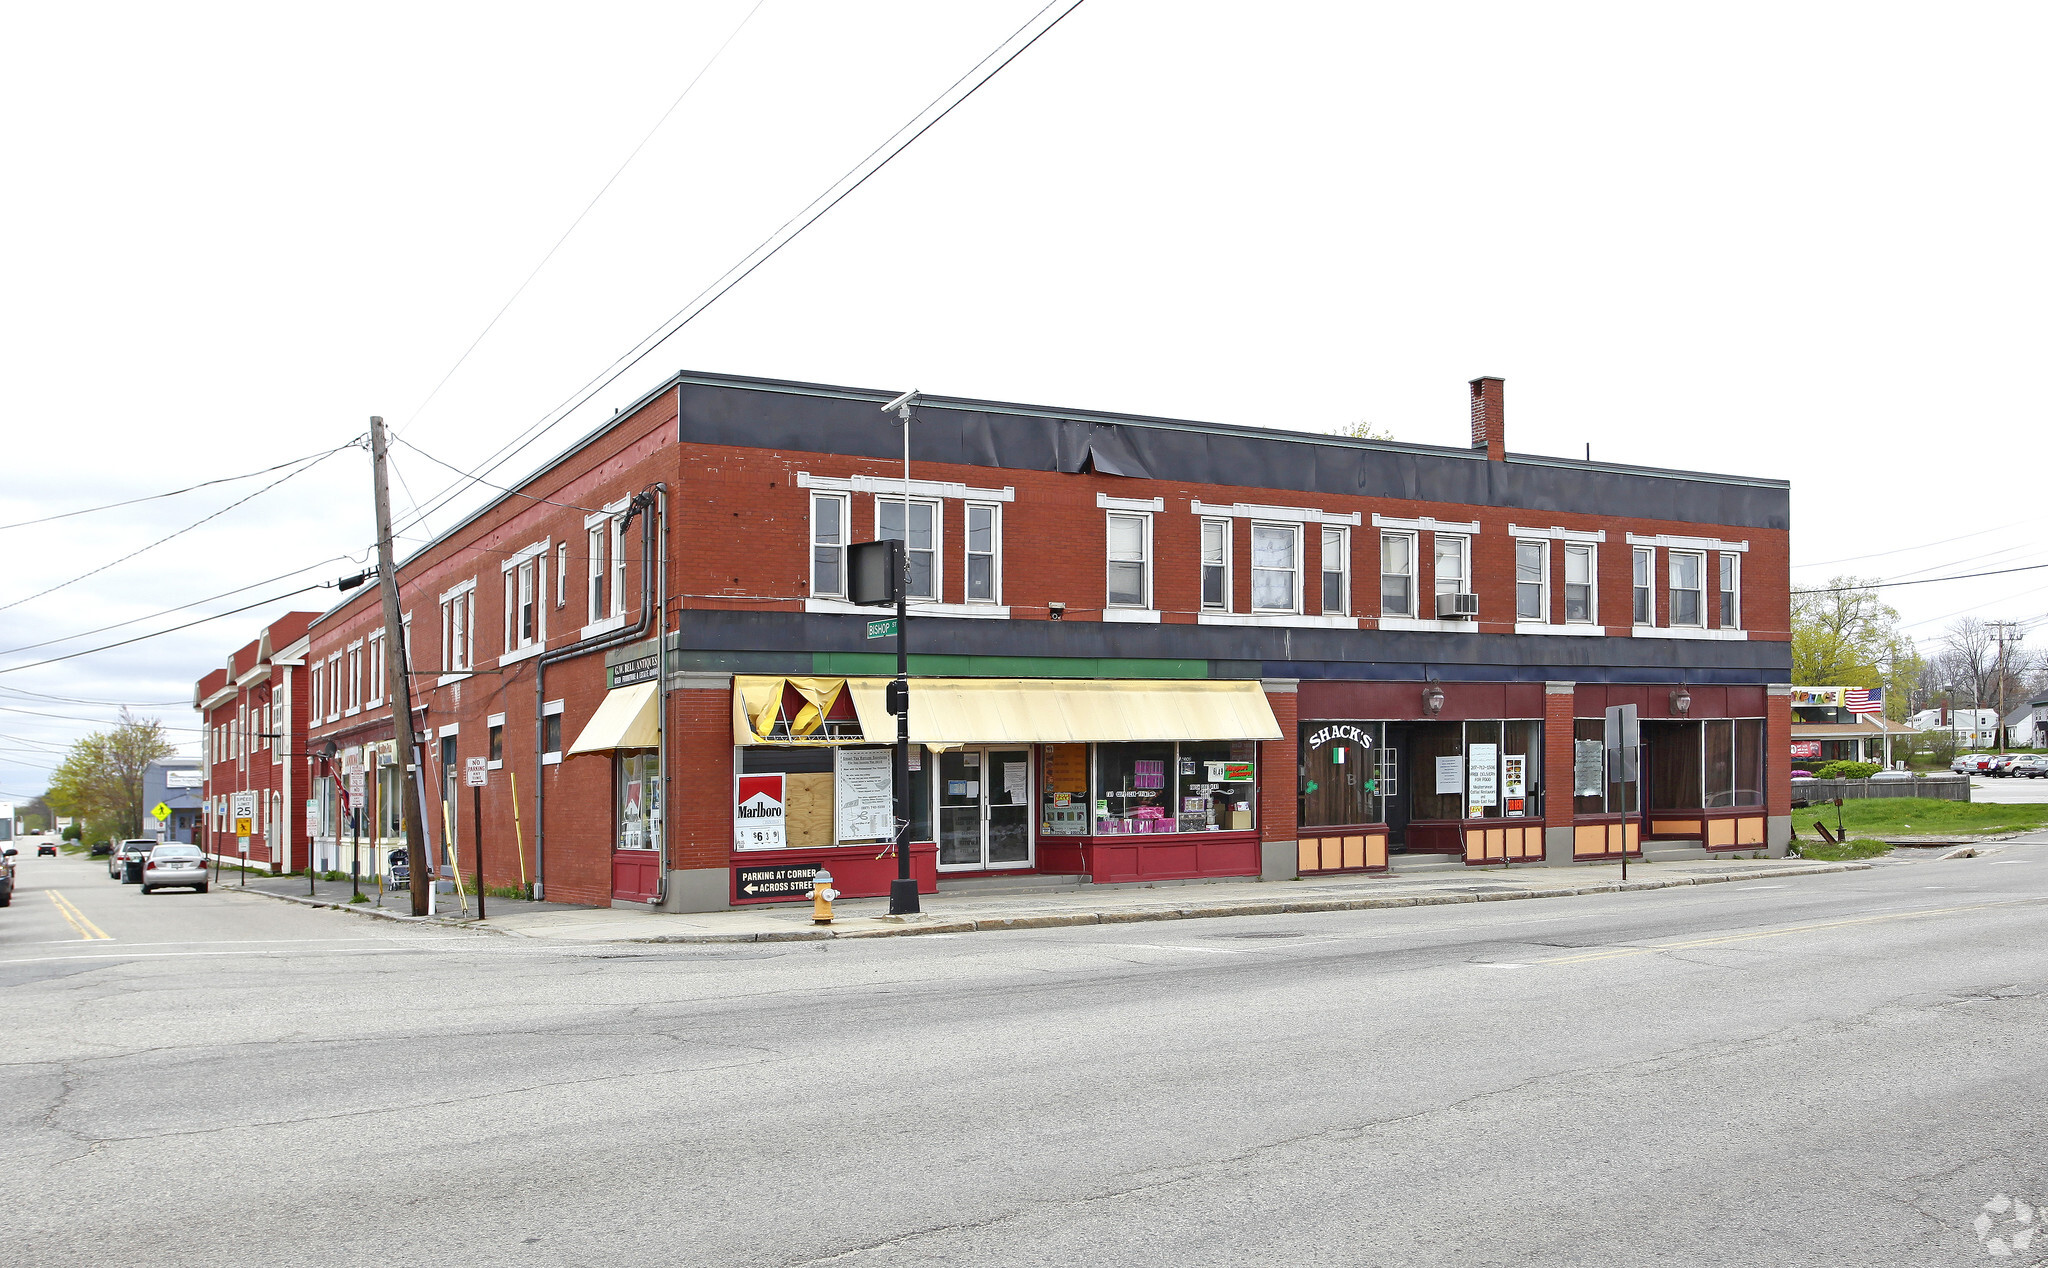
[532,483,663,902]
[653,483,669,909]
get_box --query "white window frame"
[324,653,342,722]
[347,642,364,714]
[809,491,850,599]
[1380,530,1416,618]
[1669,549,1706,628]
[1251,521,1303,614]
[1104,511,1153,610]
[1200,517,1232,612]
[366,631,384,707]
[610,515,628,618]
[556,542,569,609]
[541,698,564,767]
[486,711,506,770]
[1633,545,1656,627]
[1719,553,1741,630]
[499,540,550,657]
[964,501,1001,604]
[440,579,476,676]
[588,520,610,616]
[1514,538,1550,624]
[875,495,942,603]
[1433,533,1471,600]
[1563,543,1598,625]
[1321,526,1349,616]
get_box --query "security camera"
[881,389,920,415]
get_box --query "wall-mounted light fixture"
[1670,684,1693,717]
[1422,679,1446,717]
[1047,602,1065,621]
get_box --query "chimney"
[1469,376,1505,461]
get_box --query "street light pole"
[887,392,921,916]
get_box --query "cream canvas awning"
[842,677,1280,746]
[567,681,659,755]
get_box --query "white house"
[1906,707,2001,748]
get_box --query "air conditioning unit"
[1435,592,1480,619]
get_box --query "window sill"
[542,751,562,767]
[486,759,503,771]
[1513,622,1607,637]
[1631,625,1748,641]
[1101,608,1162,624]
[581,614,628,639]
[804,597,1010,619]
[343,707,361,718]
[499,644,546,667]
[1199,612,1359,629]
[1374,617,1479,633]
[436,672,473,687]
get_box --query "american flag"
[1845,687,1883,715]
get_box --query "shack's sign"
[1305,724,1375,751]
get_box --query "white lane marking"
[1475,963,1529,970]
[0,946,449,967]
[1732,885,1788,890]
[1100,943,1254,955]
[1990,860,2028,865]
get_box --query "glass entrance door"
[937,747,1034,871]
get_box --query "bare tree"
[1933,619,2033,716]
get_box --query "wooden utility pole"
[370,417,433,916]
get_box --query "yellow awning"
[842,677,1280,746]
[567,681,659,755]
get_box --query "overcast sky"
[1,0,2043,800]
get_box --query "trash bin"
[123,857,144,884]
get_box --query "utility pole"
[1989,620,2019,752]
[370,417,433,917]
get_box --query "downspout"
[653,483,669,908]
[532,483,662,902]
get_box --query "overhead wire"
[388,0,1088,542]
[0,581,341,677]
[1793,515,2048,569]
[393,0,771,441]
[394,437,604,514]
[0,440,360,615]
[1792,561,2048,595]
[0,684,190,708]
[0,445,354,533]
[0,556,355,659]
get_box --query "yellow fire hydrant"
[811,869,840,925]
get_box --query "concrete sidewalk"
[371,856,1877,945]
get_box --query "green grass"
[1820,797,2048,838]
[1789,837,1893,862]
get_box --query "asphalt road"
[7,841,2048,1267]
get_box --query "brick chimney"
[1469,376,1505,461]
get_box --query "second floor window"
[810,493,847,597]
[1434,534,1470,602]
[965,503,999,602]
[1381,531,1415,617]
[346,645,363,712]
[877,497,937,601]
[441,587,474,672]
[589,523,610,615]
[1252,524,1299,613]
[1564,544,1595,623]
[1719,554,1740,629]
[366,632,384,706]
[1321,527,1348,615]
[1515,540,1548,622]
[1670,551,1705,626]
[505,555,545,651]
[1201,519,1230,610]
[1633,546,1655,625]
[1106,512,1150,608]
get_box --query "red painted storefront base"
[614,849,660,903]
[729,842,939,905]
[1039,832,1262,884]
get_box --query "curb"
[604,862,1876,945]
[225,885,507,933]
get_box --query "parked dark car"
[88,840,113,857]
[0,846,16,907]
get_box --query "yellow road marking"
[1535,897,2043,967]
[46,890,111,941]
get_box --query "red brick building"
[250,371,1788,911]
[194,612,318,872]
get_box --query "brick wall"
[1259,687,1298,845]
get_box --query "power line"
[1793,561,2048,595]
[0,684,190,708]
[393,0,771,441]
[0,556,354,659]
[389,0,1087,541]
[0,582,336,677]
[0,445,352,532]
[0,704,199,731]
[0,441,358,615]
[394,437,603,514]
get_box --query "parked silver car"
[141,844,209,894]
[2011,755,2048,779]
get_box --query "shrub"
[1814,760,1881,780]
[61,823,81,841]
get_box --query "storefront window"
[1573,718,1640,816]
[1399,720,1544,821]
[1301,721,1385,828]
[1040,743,1090,836]
[1733,719,1765,807]
[1094,741,1254,834]
[615,750,659,850]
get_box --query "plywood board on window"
[785,772,835,848]
[1737,816,1765,845]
